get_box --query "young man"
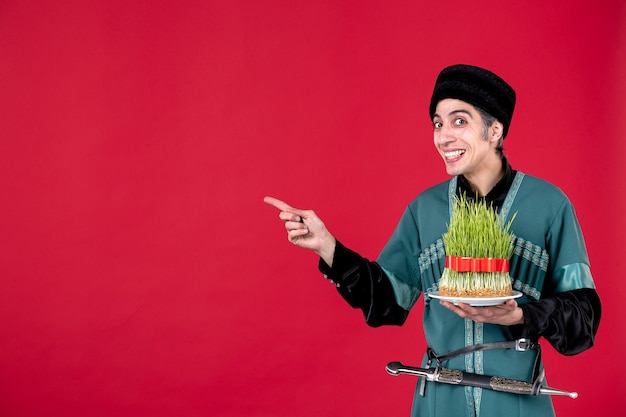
[264,64,601,417]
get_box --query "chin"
[445,165,462,177]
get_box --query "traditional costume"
[318,65,601,417]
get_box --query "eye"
[454,118,466,126]
[433,121,443,129]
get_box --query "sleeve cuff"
[318,240,368,284]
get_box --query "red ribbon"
[445,256,509,273]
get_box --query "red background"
[1,1,625,416]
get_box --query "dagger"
[386,361,577,399]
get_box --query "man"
[264,64,601,417]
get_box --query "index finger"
[263,196,297,212]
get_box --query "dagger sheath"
[386,362,577,399]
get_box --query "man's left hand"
[439,299,523,326]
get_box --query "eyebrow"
[432,109,474,120]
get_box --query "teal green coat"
[377,172,595,417]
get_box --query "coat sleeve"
[513,288,601,355]
[515,194,602,355]
[318,240,409,327]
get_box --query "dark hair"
[475,106,504,155]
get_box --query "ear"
[489,120,504,143]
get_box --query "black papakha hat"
[429,64,516,138]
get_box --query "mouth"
[444,149,466,160]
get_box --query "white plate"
[428,290,523,306]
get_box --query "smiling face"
[432,99,504,195]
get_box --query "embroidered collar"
[456,156,517,211]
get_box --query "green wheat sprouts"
[438,194,517,296]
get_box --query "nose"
[435,126,454,145]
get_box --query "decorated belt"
[409,339,548,398]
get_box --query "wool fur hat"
[429,64,516,138]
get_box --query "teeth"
[445,150,465,158]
